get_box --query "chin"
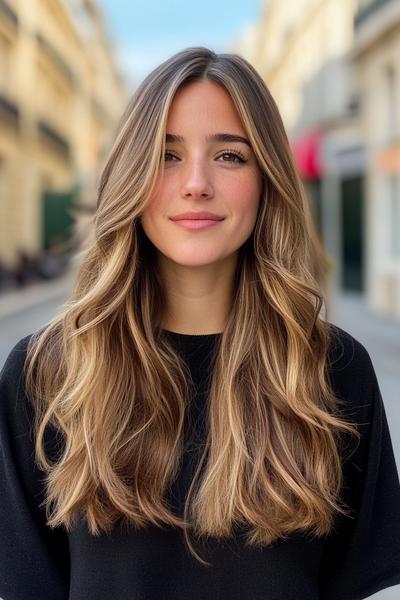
[166,253,220,266]
[173,260,217,268]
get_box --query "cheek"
[141,190,166,224]
[143,175,169,214]
[224,175,261,215]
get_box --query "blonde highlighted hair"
[25,47,358,566]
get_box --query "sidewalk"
[0,267,76,321]
[330,288,400,343]
[329,288,400,385]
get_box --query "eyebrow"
[165,132,251,147]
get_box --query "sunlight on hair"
[24,46,359,567]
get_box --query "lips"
[170,212,224,221]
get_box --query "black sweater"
[1,324,400,600]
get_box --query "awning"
[290,130,324,180]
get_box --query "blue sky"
[97,0,262,91]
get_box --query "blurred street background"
[0,1,399,597]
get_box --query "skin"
[140,80,263,334]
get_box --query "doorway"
[340,175,364,291]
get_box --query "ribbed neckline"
[162,329,223,339]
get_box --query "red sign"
[290,130,324,180]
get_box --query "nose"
[180,158,214,199]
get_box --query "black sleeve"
[319,326,400,600]
[0,335,70,600]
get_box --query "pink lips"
[169,211,225,231]
[170,211,224,221]
[172,219,223,231]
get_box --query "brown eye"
[218,151,247,164]
[164,151,179,161]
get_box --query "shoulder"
[1,333,34,388]
[326,322,373,373]
[2,333,34,370]
[326,322,377,384]
[0,333,35,424]
[324,322,381,421]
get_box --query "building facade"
[238,0,368,304]
[0,0,129,283]
[238,0,400,320]
[351,0,400,318]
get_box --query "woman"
[1,47,399,600]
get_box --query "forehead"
[166,80,246,135]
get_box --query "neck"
[158,251,237,335]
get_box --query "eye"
[164,151,179,162]
[217,150,247,164]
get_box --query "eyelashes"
[163,150,247,164]
[218,150,247,163]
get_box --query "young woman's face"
[140,80,263,268]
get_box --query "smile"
[170,219,224,231]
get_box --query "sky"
[97,0,262,92]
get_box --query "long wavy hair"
[25,47,359,566]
